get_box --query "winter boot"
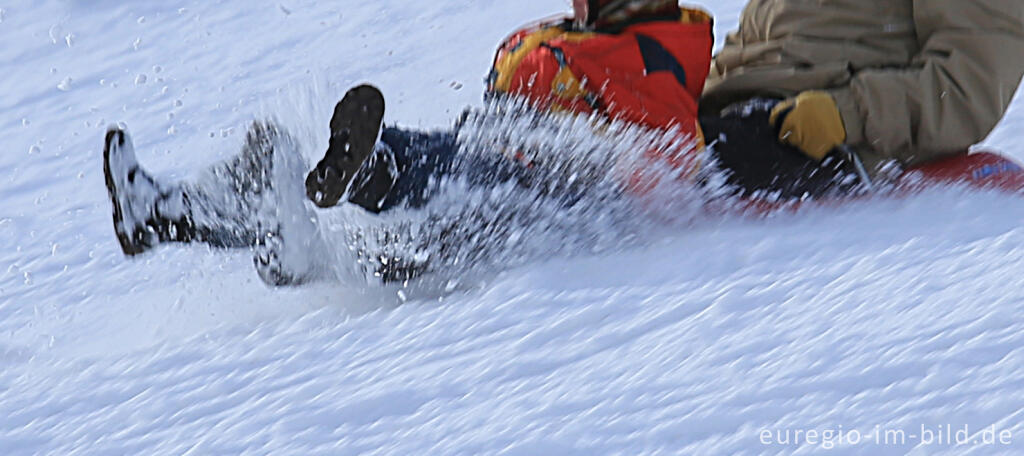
[305,84,386,208]
[234,122,331,287]
[252,230,300,287]
[103,128,196,256]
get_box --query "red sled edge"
[707,151,1024,218]
[901,151,1024,193]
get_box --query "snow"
[2,0,1024,454]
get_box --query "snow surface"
[3,0,1024,454]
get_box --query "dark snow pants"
[345,126,543,214]
[344,108,861,215]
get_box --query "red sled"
[901,151,1024,193]
[717,151,1024,216]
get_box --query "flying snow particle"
[137,16,146,24]
[135,74,148,85]
[57,77,72,91]
[48,25,60,44]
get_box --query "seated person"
[302,0,716,212]
[701,0,1024,197]
[102,0,718,284]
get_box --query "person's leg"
[104,121,324,286]
[699,99,863,198]
[104,129,264,255]
[345,126,461,213]
[307,85,552,215]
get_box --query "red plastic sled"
[902,151,1024,192]
[713,151,1024,216]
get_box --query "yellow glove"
[769,91,846,161]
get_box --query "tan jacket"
[702,0,1024,172]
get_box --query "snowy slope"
[3,1,1024,454]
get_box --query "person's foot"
[103,128,166,255]
[103,128,197,256]
[252,230,304,287]
[305,84,386,208]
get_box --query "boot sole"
[305,84,386,208]
[103,128,150,256]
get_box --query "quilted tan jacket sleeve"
[832,0,1024,165]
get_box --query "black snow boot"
[103,128,197,256]
[305,84,386,208]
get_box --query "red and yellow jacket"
[486,8,713,183]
